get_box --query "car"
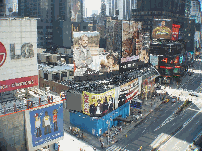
[189,93,198,97]
[188,72,193,76]
[171,97,177,103]
[163,99,169,103]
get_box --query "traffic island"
[175,100,192,115]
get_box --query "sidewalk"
[63,95,164,151]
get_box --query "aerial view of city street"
[0,0,202,151]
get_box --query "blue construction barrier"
[70,101,130,136]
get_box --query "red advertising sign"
[171,24,180,41]
[0,42,7,67]
[0,75,38,92]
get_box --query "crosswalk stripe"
[107,145,130,151]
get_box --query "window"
[69,71,73,76]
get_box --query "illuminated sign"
[0,42,7,67]
[152,19,173,39]
[171,24,180,41]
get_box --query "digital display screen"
[152,19,173,39]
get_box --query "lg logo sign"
[0,42,7,67]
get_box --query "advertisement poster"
[29,103,64,147]
[82,89,115,115]
[73,32,119,77]
[122,21,142,59]
[120,78,139,102]
[152,19,172,39]
[71,0,83,22]
[171,24,180,41]
[150,54,158,69]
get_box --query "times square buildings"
[0,1,201,151]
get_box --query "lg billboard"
[0,19,38,92]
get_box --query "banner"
[0,75,38,93]
[82,89,115,115]
[120,78,139,102]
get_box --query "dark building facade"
[18,0,71,49]
[132,0,195,52]
[0,0,6,17]
[53,20,72,49]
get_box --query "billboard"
[150,54,158,69]
[171,24,180,41]
[25,102,64,150]
[0,19,38,92]
[73,32,119,77]
[152,19,172,39]
[71,0,83,22]
[122,21,142,59]
[82,89,115,116]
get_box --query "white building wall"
[0,18,38,81]
[118,0,124,20]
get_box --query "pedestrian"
[151,103,152,107]
[101,142,104,149]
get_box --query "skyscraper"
[18,0,71,49]
[190,0,201,23]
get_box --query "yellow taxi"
[163,98,169,103]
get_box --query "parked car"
[189,93,198,97]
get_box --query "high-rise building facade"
[0,0,6,16]
[190,0,201,23]
[18,0,71,49]
[105,0,134,20]
[6,0,18,15]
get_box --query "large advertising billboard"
[122,21,141,59]
[82,89,115,116]
[73,32,119,77]
[71,0,83,22]
[171,24,180,41]
[121,21,148,64]
[152,19,172,39]
[0,19,38,92]
[25,102,64,150]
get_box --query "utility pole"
[106,120,110,145]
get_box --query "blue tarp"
[70,102,130,136]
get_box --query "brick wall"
[39,78,70,94]
[0,112,26,151]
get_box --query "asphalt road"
[111,100,183,150]
[159,110,202,151]
[112,60,202,151]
